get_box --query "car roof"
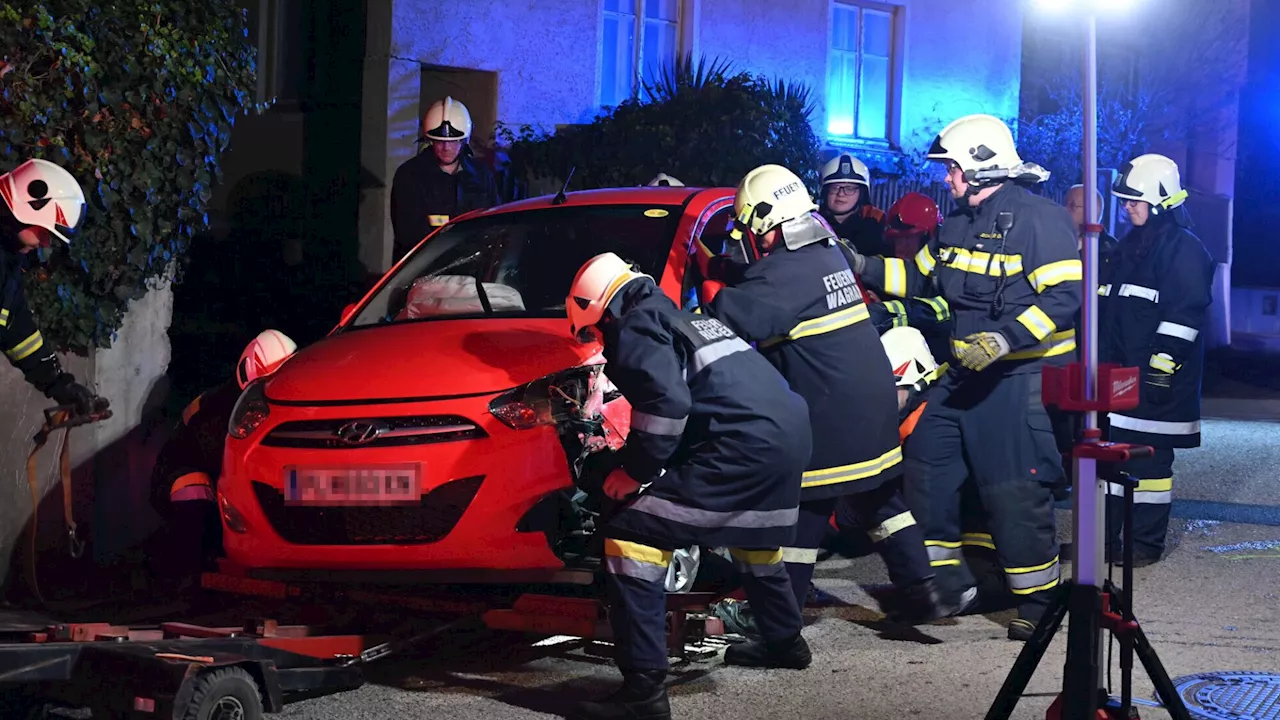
[469,186,734,218]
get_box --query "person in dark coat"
[817,153,890,257]
[1,158,102,414]
[697,164,939,625]
[389,96,501,264]
[565,252,811,720]
[1100,154,1214,566]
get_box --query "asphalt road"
[272,417,1280,720]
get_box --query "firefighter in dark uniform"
[389,96,501,264]
[844,114,1082,641]
[147,330,297,579]
[818,154,891,257]
[1101,154,1214,566]
[565,253,811,720]
[1,159,104,414]
[696,165,940,624]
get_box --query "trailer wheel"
[179,667,264,720]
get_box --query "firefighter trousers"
[785,480,932,609]
[903,370,1062,621]
[604,532,802,670]
[1105,428,1174,561]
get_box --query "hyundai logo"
[336,421,383,446]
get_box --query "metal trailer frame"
[0,568,729,719]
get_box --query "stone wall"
[0,284,173,592]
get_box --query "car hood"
[264,319,600,403]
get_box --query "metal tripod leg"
[984,582,1073,720]
[1102,581,1191,720]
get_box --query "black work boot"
[723,632,812,669]
[886,576,947,625]
[570,669,671,720]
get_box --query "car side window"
[681,206,735,311]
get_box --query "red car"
[217,186,738,583]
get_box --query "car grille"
[260,415,487,449]
[251,475,483,545]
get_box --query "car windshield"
[349,204,681,328]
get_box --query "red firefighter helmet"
[884,192,942,240]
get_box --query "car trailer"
[0,567,730,719]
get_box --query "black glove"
[46,373,101,416]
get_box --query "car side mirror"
[340,302,357,324]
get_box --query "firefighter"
[843,114,1081,641]
[1,159,105,415]
[566,252,811,720]
[1101,154,1213,566]
[818,153,891,257]
[148,329,297,580]
[389,96,501,263]
[696,165,940,625]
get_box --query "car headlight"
[489,365,607,430]
[228,380,271,439]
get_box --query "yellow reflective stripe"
[918,296,949,321]
[428,214,450,227]
[1149,354,1176,373]
[883,300,907,327]
[1006,555,1061,595]
[914,245,937,276]
[1006,556,1058,574]
[940,248,1024,276]
[604,539,672,567]
[1136,477,1173,492]
[883,257,908,296]
[868,511,916,543]
[0,308,9,327]
[1015,305,1057,341]
[925,540,962,567]
[5,330,43,361]
[961,532,996,550]
[1026,259,1083,293]
[788,303,870,340]
[732,548,785,566]
[951,329,1075,362]
[801,445,902,488]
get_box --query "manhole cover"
[1170,672,1280,720]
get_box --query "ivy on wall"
[1,1,262,354]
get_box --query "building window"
[827,0,896,141]
[601,0,683,107]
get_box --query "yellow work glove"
[957,332,1010,372]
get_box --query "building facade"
[354,0,1025,272]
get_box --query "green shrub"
[497,55,823,193]
[1,0,262,353]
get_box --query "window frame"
[826,0,901,147]
[599,0,687,108]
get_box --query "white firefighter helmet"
[0,158,87,244]
[820,154,871,189]
[422,96,473,142]
[566,252,652,342]
[237,329,298,390]
[648,173,684,187]
[1112,153,1188,212]
[880,326,938,388]
[927,114,1024,180]
[733,164,819,237]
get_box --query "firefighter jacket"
[389,151,501,263]
[702,240,903,502]
[150,378,242,513]
[821,204,891,257]
[601,278,812,550]
[1,247,63,392]
[1099,214,1214,448]
[860,182,1083,376]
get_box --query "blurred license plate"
[284,465,421,506]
